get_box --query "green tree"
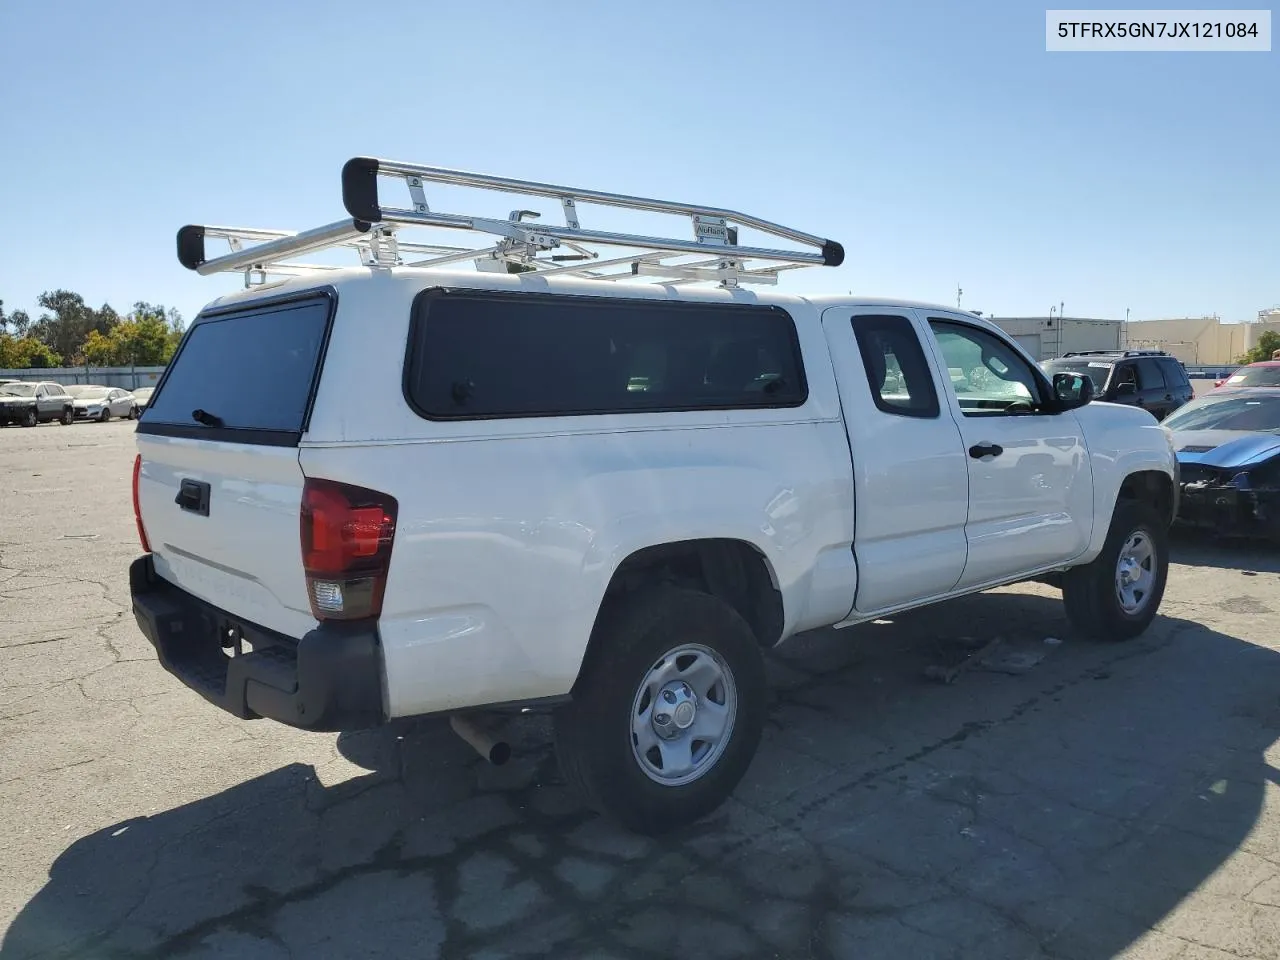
[80,308,184,367]
[1236,330,1280,365]
[81,329,118,366]
[0,334,62,369]
[29,290,119,362]
[0,301,28,335]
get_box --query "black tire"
[553,585,767,835]
[20,407,37,428]
[59,407,73,426]
[1063,500,1168,641]
[99,408,110,422]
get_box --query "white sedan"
[66,385,137,421]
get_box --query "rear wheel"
[1063,500,1168,641]
[20,408,37,428]
[553,585,767,835]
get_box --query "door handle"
[968,442,1003,459]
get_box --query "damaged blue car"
[1165,387,1280,537]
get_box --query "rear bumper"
[129,555,385,731]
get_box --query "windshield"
[1220,365,1280,388]
[0,384,37,397]
[73,387,110,400]
[1164,394,1280,433]
[1041,359,1109,390]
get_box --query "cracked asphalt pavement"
[5,420,1280,959]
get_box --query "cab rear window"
[139,292,334,446]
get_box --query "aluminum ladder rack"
[176,157,845,289]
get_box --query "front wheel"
[60,407,74,426]
[1063,500,1168,641]
[98,408,110,422]
[20,407,37,428]
[553,585,767,835]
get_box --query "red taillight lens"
[132,454,151,553]
[300,478,397,621]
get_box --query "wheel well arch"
[1117,469,1174,527]
[589,538,785,654]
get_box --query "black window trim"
[1136,357,1167,391]
[136,286,338,448]
[402,286,810,423]
[851,313,940,420]
[927,316,1059,416]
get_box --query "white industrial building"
[1122,309,1280,365]
[987,316,1121,361]
[988,307,1280,366]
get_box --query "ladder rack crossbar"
[363,158,834,252]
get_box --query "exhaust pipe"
[449,714,511,766]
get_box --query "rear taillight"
[300,478,398,622]
[132,454,151,553]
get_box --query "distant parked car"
[0,381,74,427]
[66,385,138,421]
[1213,361,1280,390]
[131,386,154,411]
[1040,349,1193,421]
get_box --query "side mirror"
[1053,372,1094,410]
[1115,381,1138,398]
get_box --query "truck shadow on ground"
[5,587,1280,959]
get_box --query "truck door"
[922,315,1094,588]
[821,307,969,612]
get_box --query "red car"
[1215,361,1280,389]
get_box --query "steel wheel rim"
[1115,529,1156,615]
[630,642,737,787]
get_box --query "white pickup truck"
[129,158,1178,834]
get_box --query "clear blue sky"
[1,1,1275,326]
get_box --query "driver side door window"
[925,318,1094,587]
[927,322,1042,416]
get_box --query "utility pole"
[957,284,963,309]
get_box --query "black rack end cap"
[177,225,206,271]
[822,239,845,268]
[342,157,382,223]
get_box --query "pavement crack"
[0,756,96,787]
[1,635,68,649]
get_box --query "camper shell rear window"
[138,290,335,447]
